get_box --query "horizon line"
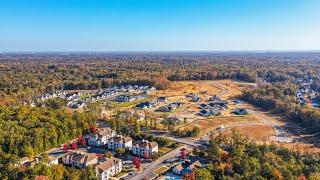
[1,50,320,54]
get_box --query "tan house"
[62,152,98,168]
[95,157,123,180]
[133,139,158,157]
[87,128,116,146]
[108,136,132,151]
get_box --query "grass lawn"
[79,94,92,99]
[114,168,131,178]
[111,96,154,108]
[204,115,221,119]
[119,98,147,107]
[154,166,168,175]
[167,106,185,114]
[159,147,173,155]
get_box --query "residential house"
[26,158,40,168]
[136,103,148,110]
[136,100,159,109]
[199,110,211,117]
[108,136,133,151]
[87,128,116,146]
[95,157,123,180]
[233,108,248,115]
[133,140,158,157]
[149,99,160,106]
[70,102,86,109]
[173,160,203,176]
[210,108,221,116]
[209,95,221,101]
[199,108,220,116]
[62,152,98,168]
[115,95,139,102]
[47,156,59,166]
[171,102,183,108]
[168,116,183,124]
[199,104,208,109]
[65,93,77,100]
[158,105,175,112]
[143,89,151,94]
[191,96,202,102]
[20,157,29,165]
[186,93,196,98]
[208,103,219,109]
[158,96,168,102]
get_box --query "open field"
[150,80,221,97]
[184,115,264,137]
[222,125,276,143]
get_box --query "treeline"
[1,161,98,180]
[167,69,257,83]
[193,130,320,180]
[1,53,320,104]
[241,83,320,132]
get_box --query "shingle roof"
[134,140,158,149]
[110,136,132,143]
[89,128,114,138]
[95,157,121,174]
[188,160,202,170]
[66,153,97,164]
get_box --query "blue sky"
[0,0,319,51]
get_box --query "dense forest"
[193,130,320,180]
[1,52,319,104]
[0,101,98,179]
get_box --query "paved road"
[211,82,229,97]
[130,145,187,180]
[165,136,198,146]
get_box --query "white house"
[133,140,158,157]
[87,128,116,146]
[157,96,168,102]
[95,157,122,180]
[19,157,29,165]
[47,156,59,166]
[108,136,133,151]
[62,152,98,168]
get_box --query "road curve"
[130,145,187,180]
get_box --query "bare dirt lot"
[183,115,264,137]
[222,125,276,143]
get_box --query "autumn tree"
[71,142,77,150]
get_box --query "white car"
[128,171,135,175]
